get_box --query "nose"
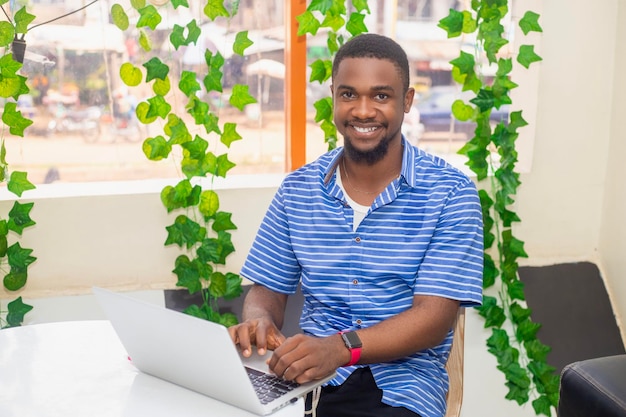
[352,97,376,119]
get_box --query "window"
[5,0,535,186]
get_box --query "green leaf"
[120,63,143,87]
[215,153,236,177]
[438,9,464,38]
[509,302,532,324]
[320,13,345,32]
[314,97,333,122]
[516,318,542,342]
[171,0,189,8]
[524,339,552,362]
[179,70,201,97]
[228,84,257,111]
[308,0,335,14]
[7,171,35,197]
[136,5,162,30]
[477,295,506,328]
[153,77,171,96]
[212,211,237,232]
[221,122,242,148]
[197,230,235,265]
[517,44,542,69]
[170,24,187,50]
[5,297,33,327]
[165,215,206,249]
[160,180,202,212]
[111,4,129,31]
[222,272,243,300]
[450,51,476,76]
[218,311,239,327]
[483,253,498,287]
[7,242,36,269]
[7,201,35,235]
[145,94,172,119]
[136,101,158,124]
[204,0,230,20]
[0,21,15,47]
[345,12,368,36]
[3,269,27,291]
[531,395,554,417]
[142,135,171,160]
[519,11,543,35]
[233,31,253,56]
[199,190,219,219]
[1,102,33,136]
[296,11,321,36]
[138,29,152,51]
[164,114,192,145]
[309,59,332,84]
[173,255,210,294]
[181,135,208,160]
[143,57,170,82]
[131,0,146,9]
[452,99,475,122]
[182,151,217,179]
[14,7,35,34]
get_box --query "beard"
[342,124,400,165]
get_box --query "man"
[228,33,483,417]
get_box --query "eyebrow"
[335,84,396,92]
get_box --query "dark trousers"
[305,367,421,417]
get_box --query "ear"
[404,87,416,113]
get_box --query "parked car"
[416,86,509,140]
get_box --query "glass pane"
[8,1,290,184]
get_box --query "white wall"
[599,0,626,341]
[1,1,625,417]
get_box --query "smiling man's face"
[331,57,414,165]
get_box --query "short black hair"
[332,33,410,93]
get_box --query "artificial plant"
[439,2,559,415]
[0,4,38,328]
[110,0,250,326]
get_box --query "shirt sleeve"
[240,183,301,294]
[414,177,484,308]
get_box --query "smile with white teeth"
[353,126,378,133]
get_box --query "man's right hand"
[228,317,286,357]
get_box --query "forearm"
[356,295,460,364]
[242,284,288,330]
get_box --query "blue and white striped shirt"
[241,139,483,417]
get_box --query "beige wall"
[599,0,626,339]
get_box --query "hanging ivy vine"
[439,2,559,416]
[0,5,38,328]
[110,0,252,326]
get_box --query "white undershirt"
[336,168,369,231]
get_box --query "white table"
[0,320,304,417]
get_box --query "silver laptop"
[93,286,335,416]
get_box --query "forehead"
[333,57,403,89]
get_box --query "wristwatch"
[339,330,362,366]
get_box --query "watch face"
[342,331,363,348]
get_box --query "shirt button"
[355,237,361,243]
[356,319,362,325]
[352,279,358,285]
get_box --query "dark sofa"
[557,354,626,417]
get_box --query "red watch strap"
[345,346,362,366]
[339,331,362,366]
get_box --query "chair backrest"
[444,307,466,417]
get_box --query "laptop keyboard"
[245,367,300,404]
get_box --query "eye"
[341,91,356,99]
[374,93,389,101]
